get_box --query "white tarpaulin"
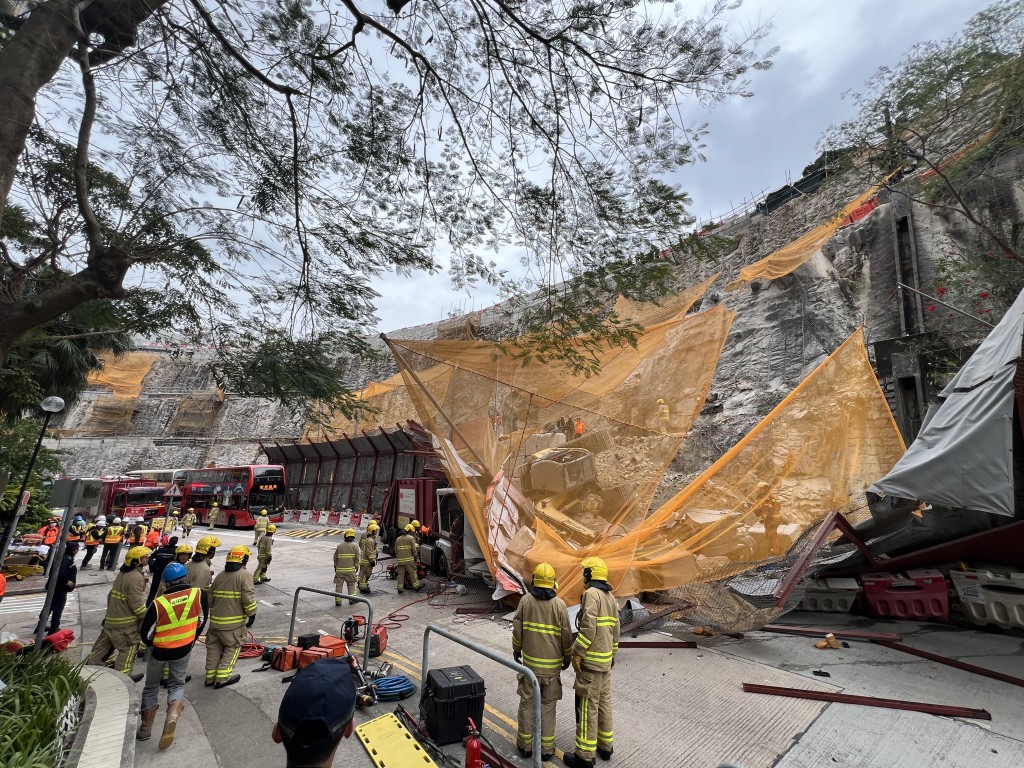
[870,288,1024,517]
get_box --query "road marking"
[277,528,344,539]
[0,593,78,616]
[258,600,275,607]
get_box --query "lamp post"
[0,396,65,565]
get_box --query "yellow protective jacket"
[104,525,124,544]
[513,592,573,677]
[334,541,360,577]
[209,567,256,630]
[254,516,269,534]
[257,535,273,560]
[102,567,147,629]
[395,533,418,565]
[185,558,213,591]
[181,513,197,528]
[359,533,378,565]
[572,584,620,672]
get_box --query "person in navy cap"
[272,657,357,766]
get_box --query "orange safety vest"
[145,530,161,548]
[67,523,85,542]
[152,588,202,649]
[38,526,59,546]
[104,525,124,544]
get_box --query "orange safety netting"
[87,350,158,399]
[726,184,885,291]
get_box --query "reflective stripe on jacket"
[153,588,203,648]
[395,534,417,565]
[104,526,124,544]
[103,568,147,628]
[209,568,256,629]
[257,536,273,559]
[513,593,573,675]
[255,517,269,533]
[358,533,378,565]
[572,585,620,672]
[67,523,86,542]
[334,541,360,575]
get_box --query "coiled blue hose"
[372,675,417,701]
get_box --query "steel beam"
[742,682,991,720]
[761,624,902,642]
[872,639,1024,689]
[618,640,697,649]
[620,600,692,636]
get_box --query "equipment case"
[420,665,486,745]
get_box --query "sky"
[371,0,993,334]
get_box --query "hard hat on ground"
[260,509,267,516]
[226,545,250,564]
[368,522,379,534]
[125,546,152,568]
[412,520,421,529]
[533,562,558,590]
[266,524,276,534]
[175,543,194,555]
[404,524,414,533]
[163,562,188,583]
[196,535,221,555]
[581,556,608,582]
[344,528,356,539]
[112,517,122,524]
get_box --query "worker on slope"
[205,545,256,688]
[86,545,152,681]
[180,508,197,539]
[254,508,269,546]
[137,562,209,750]
[657,398,670,434]
[394,524,424,593]
[100,517,125,571]
[357,521,379,595]
[565,556,620,768]
[253,524,275,584]
[752,481,785,556]
[513,562,573,761]
[187,536,219,592]
[208,502,220,529]
[333,529,361,606]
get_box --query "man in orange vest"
[136,562,209,750]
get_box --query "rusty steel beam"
[872,639,1024,689]
[762,624,902,642]
[742,682,991,720]
[618,640,697,649]
[621,600,692,636]
[774,509,839,606]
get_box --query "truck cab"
[380,478,469,577]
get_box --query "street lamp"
[0,396,65,564]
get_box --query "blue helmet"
[74,515,84,522]
[163,562,188,583]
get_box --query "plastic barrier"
[309,510,322,525]
[289,510,301,523]
[299,510,311,524]
[340,511,351,527]
[288,586,374,673]
[327,511,341,525]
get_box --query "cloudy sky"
[372,0,992,334]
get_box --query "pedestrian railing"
[287,587,374,672]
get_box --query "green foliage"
[0,652,86,768]
[0,420,65,531]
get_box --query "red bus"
[180,465,287,529]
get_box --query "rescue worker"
[100,517,125,571]
[205,545,256,688]
[753,481,785,556]
[168,509,180,532]
[357,522,379,595]
[573,418,586,439]
[253,508,269,546]
[333,529,360,605]
[68,515,87,549]
[411,519,423,547]
[40,542,78,635]
[187,535,220,592]
[147,536,180,604]
[38,519,60,546]
[128,521,148,547]
[180,508,197,539]
[137,562,209,749]
[394,524,424,593]
[512,563,573,761]
[156,543,195,598]
[657,398,670,434]
[86,545,152,681]
[253,524,275,583]
[208,502,220,529]
[565,556,619,768]
[80,517,104,569]
[145,526,161,549]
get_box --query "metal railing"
[421,623,543,768]
[287,587,374,672]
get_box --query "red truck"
[379,477,470,577]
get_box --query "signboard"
[164,485,182,498]
[51,479,103,508]
[398,487,416,518]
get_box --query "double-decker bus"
[180,465,287,529]
[125,468,190,488]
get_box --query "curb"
[65,667,137,768]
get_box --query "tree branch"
[74,40,104,256]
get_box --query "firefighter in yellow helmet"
[333,529,361,606]
[208,502,220,530]
[156,543,196,599]
[512,563,572,761]
[253,524,275,584]
[205,545,256,688]
[657,398,670,434]
[253,509,269,546]
[411,519,423,546]
[357,522,379,594]
[180,508,197,539]
[86,546,152,680]
[187,536,219,592]
[394,524,424,593]
[565,556,619,768]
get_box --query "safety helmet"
[226,545,250,564]
[657,398,665,404]
[96,515,107,524]
[344,528,356,539]
[195,535,221,555]
[74,515,84,522]
[581,556,608,582]
[368,522,379,534]
[175,543,194,556]
[260,509,267,516]
[757,481,770,489]
[112,517,122,524]
[125,546,152,568]
[212,501,219,506]
[187,507,195,512]
[172,509,180,515]
[412,520,421,529]
[533,562,558,590]
[163,562,188,583]
[404,524,414,533]
[266,524,276,534]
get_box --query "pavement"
[4,521,1024,768]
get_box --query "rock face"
[52,150,1024,501]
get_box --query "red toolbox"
[298,646,331,669]
[861,569,949,620]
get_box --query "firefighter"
[357,522,379,594]
[253,509,269,546]
[168,509,180,532]
[512,562,573,761]
[137,562,209,749]
[100,517,125,571]
[187,536,219,592]
[411,519,423,547]
[180,508,197,539]
[394,524,424,593]
[565,556,619,768]
[753,481,785,555]
[333,529,360,606]
[205,545,256,688]
[253,524,275,584]
[147,536,179,604]
[86,545,152,681]
[657,398,670,434]
[156,543,195,599]
[208,502,220,529]
[80,517,104,569]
